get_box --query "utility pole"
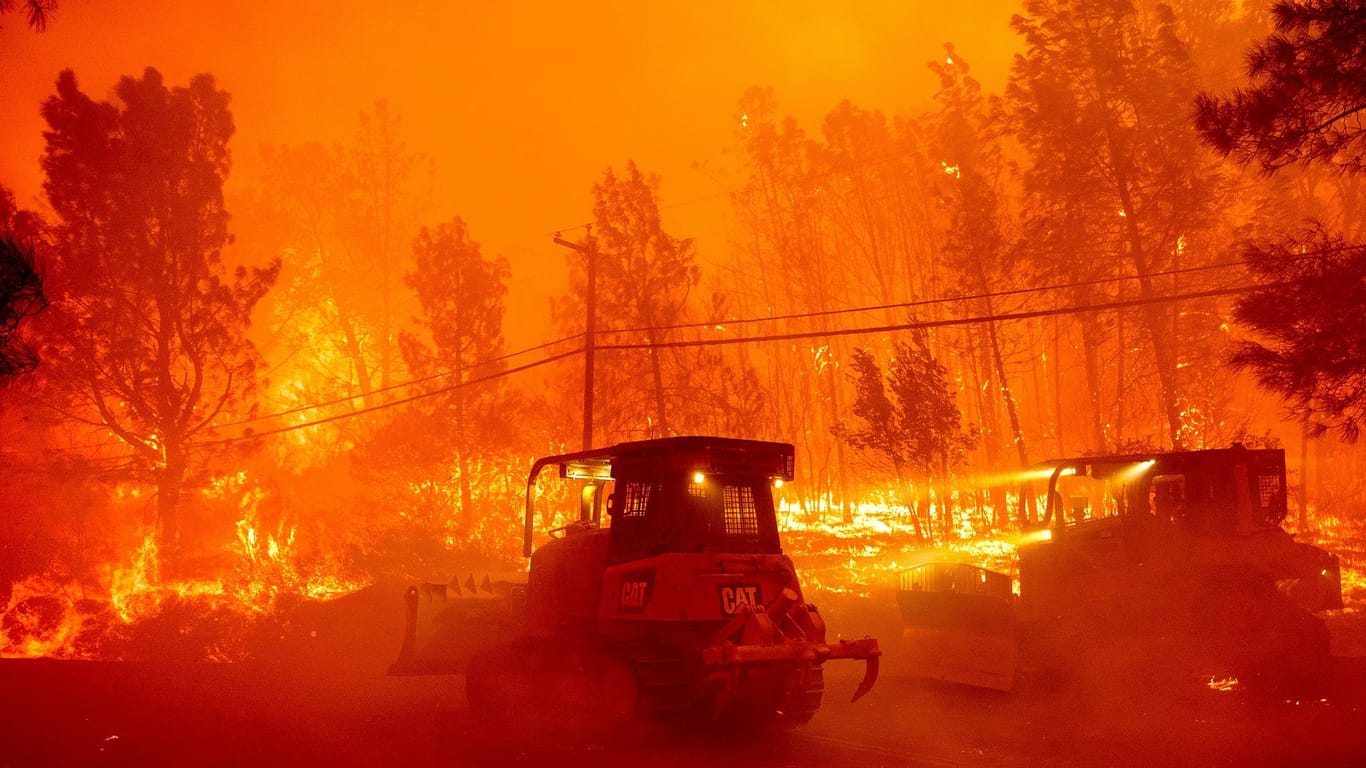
[554,227,597,450]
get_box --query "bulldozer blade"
[390,580,523,676]
[850,653,879,703]
[897,563,1019,691]
[900,623,1017,691]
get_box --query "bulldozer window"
[1255,473,1287,527]
[722,485,761,539]
[708,479,779,553]
[1150,475,1187,525]
[618,481,656,520]
[606,475,781,561]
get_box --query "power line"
[597,257,1252,337]
[202,282,1259,444]
[595,243,1345,339]
[211,331,586,431]
[200,347,585,447]
[49,243,1324,448]
[210,253,1300,437]
[5,279,1273,458]
[597,284,1258,352]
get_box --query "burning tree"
[1009,0,1222,451]
[36,68,278,575]
[556,161,700,440]
[1196,0,1366,442]
[398,217,511,532]
[841,337,971,541]
[249,102,427,438]
[729,88,859,519]
[928,45,1030,478]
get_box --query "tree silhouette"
[731,87,869,520]
[1010,0,1220,450]
[0,241,44,380]
[1195,0,1366,174]
[1231,230,1366,441]
[399,217,510,530]
[558,161,699,439]
[0,0,55,30]
[929,45,1030,472]
[842,336,969,539]
[1196,1,1366,441]
[38,68,278,573]
[0,187,47,383]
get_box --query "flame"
[1208,676,1239,691]
[779,498,1021,600]
[5,471,1362,663]
[2,470,372,660]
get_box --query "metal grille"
[621,481,653,519]
[1257,474,1282,509]
[687,480,708,499]
[722,485,760,539]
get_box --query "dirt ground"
[2,586,1364,768]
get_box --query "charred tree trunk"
[829,359,852,525]
[1299,431,1309,530]
[1079,311,1109,452]
[1115,306,1126,447]
[984,314,1028,468]
[157,441,186,580]
[1052,316,1065,455]
[1103,101,1186,450]
[338,310,374,408]
[646,338,669,437]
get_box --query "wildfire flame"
[2,475,371,661]
[4,475,1362,663]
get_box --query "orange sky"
[0,0,1020,347]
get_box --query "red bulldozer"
[392,436,880,724]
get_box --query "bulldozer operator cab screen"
[605,473,782,563]
[1036,447,1290,538]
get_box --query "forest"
[1,0,1364,659]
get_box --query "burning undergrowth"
[4,477,1363,663]
[780,499,1019,600]
[1292,515,1366,656]
[0,458,561,663]
[1,528,368,662]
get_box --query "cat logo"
[617,571,654,612]
[718,584,761,615]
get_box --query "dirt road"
[2,649,1363,768]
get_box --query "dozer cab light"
[898,446,1342,691]
[393,436,880,724]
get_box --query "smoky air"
[1,2,1365,766]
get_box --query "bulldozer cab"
[524,436,795,563]
[604,472,785,563]
[1029,445,1289,543]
